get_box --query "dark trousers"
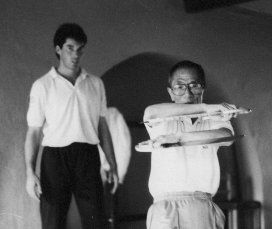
[40,142,105,229]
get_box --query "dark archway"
[102,52,178,122]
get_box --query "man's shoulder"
[33,67,55,86]
[82,69,102,82]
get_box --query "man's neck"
[56,66,81,84]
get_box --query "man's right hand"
[26,172,42,201]
[206,103,242,121]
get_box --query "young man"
[25,23,118,229]
[143,60,242,229]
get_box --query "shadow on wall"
[102,52,177,122]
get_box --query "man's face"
[56,38,85,71]
[167,68,205,104]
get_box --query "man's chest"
[45,80,99,109]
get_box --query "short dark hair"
[168,60,206,87]
[53,23,87,59]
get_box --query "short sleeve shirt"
[27,67,107,147]
[145,117,234,198]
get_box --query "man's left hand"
[107,168,119,194]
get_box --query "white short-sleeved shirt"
[27,67,107,147]
[145,117,234,198]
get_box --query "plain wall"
[0,0,271,228]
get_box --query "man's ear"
[167,87,175,101]
[201,89,206,103]
[55,45,61,55]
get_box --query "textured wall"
[0,0,271,228]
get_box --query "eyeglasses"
[171,83,204,96]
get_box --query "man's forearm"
[144,103,207,120]
[98,117,117,169]
[25,127,42,174]
[152,128,234,148]
[179,128,233,142]
[100,136,117,169]
[144,102,239,121]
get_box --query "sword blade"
[135,135,245,152]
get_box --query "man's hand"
[107,167,119,194]
[152,133,181,148]
[26,172,42,201]
[206,103,239,121]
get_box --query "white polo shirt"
[27,67,107,147]
[145,117,234,198]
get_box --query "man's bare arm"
[144,103,238,121]
[98,116,118,194]
[25,126,42,201]
[144,103,206,120]
[152,128,234,148]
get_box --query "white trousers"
[146,191,225,229]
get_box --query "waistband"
[44,142,97,149]
[153,191,212,203]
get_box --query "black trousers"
[40,142,105,229]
